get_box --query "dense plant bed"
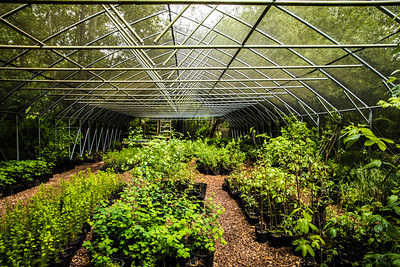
[85,178,225,267]
[0,170,123,266]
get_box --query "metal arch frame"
[210,5,390,122]
[12,9,212,120]
[205,6,364,120]
[167,28,317,121]
[0,2,398,128]
[164,29,295,116]
[56,48,177,119]
[0,6,382,122]
[275,5,395,121]
[1,2,366,122]
[0,6,170,112]
[168,8,337,119]
[192,4,275,117]
[38,36,176,120]
[169,48,292,118]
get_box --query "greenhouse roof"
[0,1,399,125]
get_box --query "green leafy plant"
[341,124,395,151]
[85,181,225,267]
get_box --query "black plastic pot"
[255,228,268,243]
[155,256,179,267]
[3,186,14,197]
[111,256,133,267]
[222,183,229,191]
[52,253,74,267]
[300,257,316,267]
[269,232,292,248]
[81,222,91,237]
[230,188,239,199]
[195,182,207,198]
[195,196,205,209]
[189,251,214,267]
[245,208,259,225]
[52,241,79,267]
[187,190,202,199]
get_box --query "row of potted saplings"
[223,176,295,245]
[222,167,326,266]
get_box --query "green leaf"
[360,128,375,139]
[381,138,394,144]
[344,134,361,148]
[309,223,318,232]
[388,195,399,205]
[298,245,308,257]
[387,76,398,83]
[364,139,376,147]
[307,245,315,257]
[393,206,400,216]
[392,46,400,54]
[364,159,382,169]
[374,224,383,233]
[392,84,400,97]
[375,139,387,151]
[392,259,400,266]
[329,228,337,238]
[392,69,400,75]
[297,218,309,234]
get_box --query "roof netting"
[0,1,399,125]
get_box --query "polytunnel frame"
[0,0,399,159]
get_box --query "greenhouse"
[0,0,400,266]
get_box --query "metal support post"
[81,127,90,157]
[79,119,82,156]
[38,116,41,158]
[88,120,91,155]
[70,127,82,160]
[108,127,115,150]
[90,128,98,154]
[96,126,104,151]
[16,114,19,161]
[103,126,110,151]
[54,117,57,154]
[68,118,71,158]
[118,127,122,141]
